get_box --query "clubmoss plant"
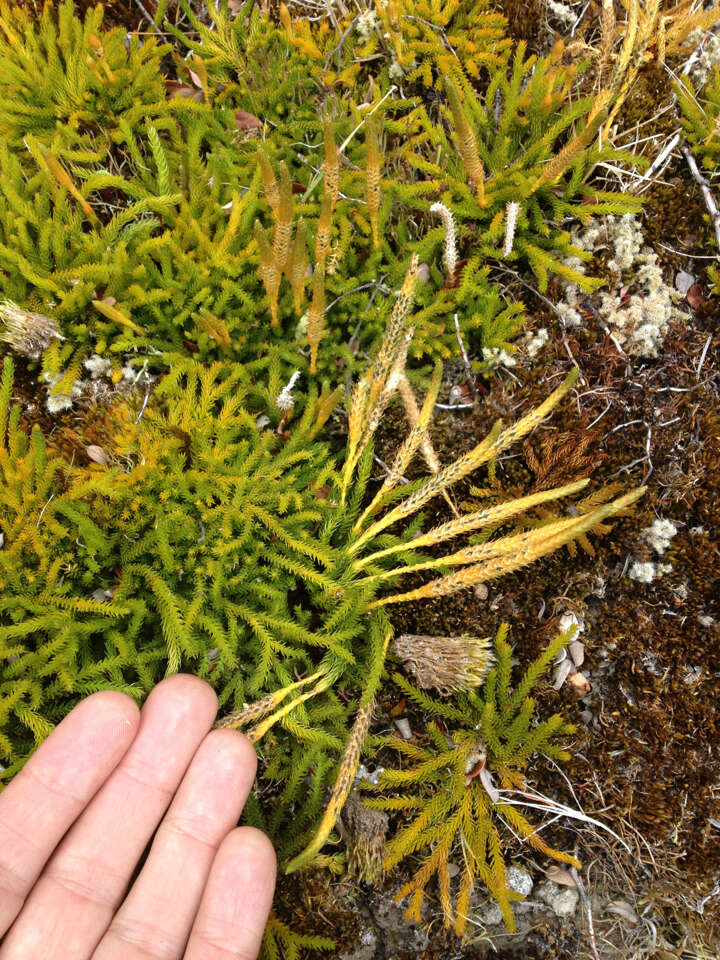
[365,624,580,934]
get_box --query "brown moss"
[363,264,720,954]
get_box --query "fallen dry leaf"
[686,283,705,310]
[394,718,412,740]
[166,81,203,102]
[478,765,500,803]
[545,865,577,887]
[443,257,469,289]
[86,444,109,466]
[235,109,262,131]
[390,696,407,718]
[605,899,639,924]
[553,658,574,690]
[568,639,585,667]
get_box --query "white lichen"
[628,560,673,583]
[628,518,677,583]
[561,215,686,357]
[641,518,678,554]
[43,371,82,414]
[83,354,113,380]
[522,326,549,358]
[557,302,583,328]
[546,0,578,27]
[482,346,517,369]
[606,213,644,273]
[686,28,720,87]
[356,7,380,42]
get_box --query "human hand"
[0,675,276,959]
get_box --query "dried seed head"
[314,194,333,274]
[365,118,382,248]
[393,633,494,696]
[0,301,63,359]
[445,79,485,205]
[430,202,458,280]
[306,271,326,374]
[253,221,280,326]
[343,792,389,883]
[272,162,294,271]
[288,219,308,313]
[257,146,279,210]
[323,118,340,211]
[503,201,521,257]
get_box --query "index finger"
[0,690,139,934]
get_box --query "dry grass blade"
[497,787,633,853]
[355,478,590,570]
[214,668,326,730]
[285,697,376,874]
[353,361,443,531]
[397,371,444,478]
[323,117,339,211]
[369,510,606,582]
[247,671,334,743]
[341,256,419,502]
[368,488,645,606]
[349,369,579,555]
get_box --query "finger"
[92,729,257,960]
[184,828,276,960]
[0,691,139,935]
[0,674,218,960]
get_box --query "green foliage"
[0,353,355,778]
[262,914,335,960]
[675,70,720,294]
[0,0,169,157]
[396,57,642,291]
[677,68,720,170]
[364,625,580,935]
[0,0,644,383]
[0,294,640,817]
[167,0,320,137]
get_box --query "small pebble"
[394,718,412,740]
[506,866,533,897]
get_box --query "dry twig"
[681,142,720,255]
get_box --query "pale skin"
[0,674,277,960]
